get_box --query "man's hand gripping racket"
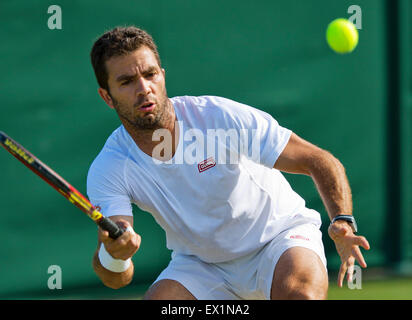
[0,131,124,239]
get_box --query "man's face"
[100,46,169,129]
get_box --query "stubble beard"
[112,94,169,130]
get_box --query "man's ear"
[98,87,115,109]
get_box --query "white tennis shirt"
[87,95,321,263]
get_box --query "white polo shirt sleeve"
[245,105,292,168]
[206,96,292,168]
[87,150,133,218]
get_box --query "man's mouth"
[139,102,156,112]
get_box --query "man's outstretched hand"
[328,219,370,287]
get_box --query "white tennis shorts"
[153,222,327,300]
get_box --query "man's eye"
[121,79,132,85]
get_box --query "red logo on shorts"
[290,235,310,241]
[198,157,216,173]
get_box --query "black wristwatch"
[330,215,358,233]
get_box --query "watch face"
[351,220,358,233]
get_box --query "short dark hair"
[90,26,161,92]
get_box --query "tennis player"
[87,26,370,300]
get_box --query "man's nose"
[136,77,151,96]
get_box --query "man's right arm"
[92,215,141,289]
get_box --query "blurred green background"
[0,0,411,299]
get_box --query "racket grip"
[98,216,125,239]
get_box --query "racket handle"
[97,216,125,239]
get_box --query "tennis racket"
[0,131,124,239]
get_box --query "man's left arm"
[274,132,370,287]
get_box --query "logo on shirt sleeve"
[198,157,216,173]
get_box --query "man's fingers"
[332,225,370,288]
[354,235,370,250]
[352,246,367,268]
[349,235,369,268]
[347,264,354,283]
[108,229,132,251]
[104,222,140,260]
[337,263,347,287]
[116,219,131,231]
[98,228,110,242]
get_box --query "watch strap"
[331,215,358,233]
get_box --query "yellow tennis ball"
[326,18,359,54]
